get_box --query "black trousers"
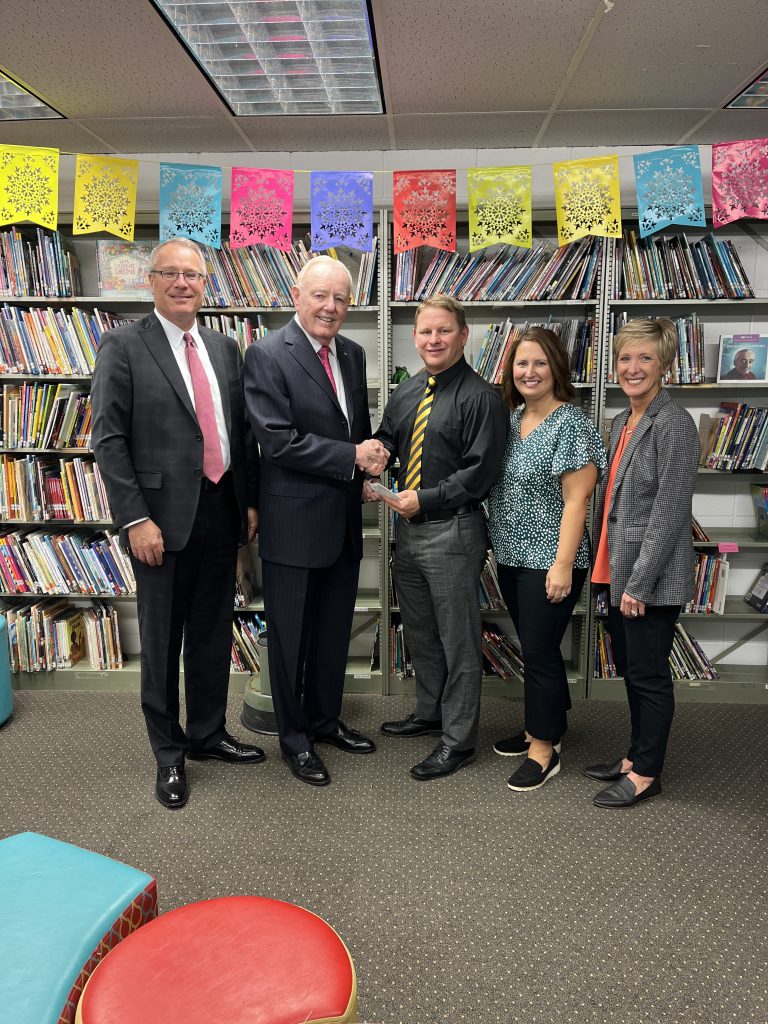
[132,478,239,767]
[261,533,360,756]
[606,603,680,777]
[496,565,588,742]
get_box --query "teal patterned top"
[488,403,606,569]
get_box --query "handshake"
[355,438,389,476]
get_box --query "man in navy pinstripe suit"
[244,256,386,786]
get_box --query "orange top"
[592,425,633,585]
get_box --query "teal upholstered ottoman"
[0,614,13,725]
[0,832,157,1024]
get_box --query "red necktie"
[317,344,337,395]
[183,332,225,484]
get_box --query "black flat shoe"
[155,765,188,809]
[315,721,376,754]
[381,713,442,737]
[283,750,331,786]
[410,741,475,780]
[582,757,626,782]
[507,750,561,792]
[593,775,662,808]
[188,732,266,764]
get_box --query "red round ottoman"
[75,895,357,1024]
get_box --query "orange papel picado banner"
[0,144,59,229]
[553,155,621,246]
[73,154,138,239]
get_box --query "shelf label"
[717,542,739,553]
[353,673,372,679]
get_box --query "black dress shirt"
[375,356,508,514]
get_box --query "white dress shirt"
[154,309,231,470]
[294,314,350,431]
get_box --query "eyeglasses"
[150,269,207,282]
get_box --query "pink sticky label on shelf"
[717,542,739,553]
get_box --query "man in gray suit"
[244,256,386,787]
[92,238,263,810]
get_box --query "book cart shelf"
[1,214,388,695]
[383,217,602,701]
[591,223,768,705]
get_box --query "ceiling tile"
[393,113,544,150]
[684,109,768,143]
[80,118,247,153]
[561,1,767,108]
[0,0,226,118]
[540,110,710,147]
[237,116,391,151]
[374,0,597,113]
[0,119,115,152]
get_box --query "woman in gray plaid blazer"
[586,318,700,808]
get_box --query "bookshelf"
[0,215,388,693]
[385,219,602,700]
[4,212,766,705]
[592,223,768,705]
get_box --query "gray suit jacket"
[595,389,700,606]
[91,312,258,551]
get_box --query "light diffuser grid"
[155,0,383,115]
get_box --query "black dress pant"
[132,478,239,767]
[606,603,680,777]
[261,533,360,756]
[496,564,588,742]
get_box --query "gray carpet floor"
[2,690,767,1024]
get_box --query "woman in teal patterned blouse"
[487,327,606,793]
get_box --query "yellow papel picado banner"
[73,154,138,239]
[0,144,59,230]
[553,155,622,246]
[468,166,532,250]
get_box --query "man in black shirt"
[368,295,508,779]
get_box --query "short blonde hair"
[613,318,678,371]
[414,294,467,332]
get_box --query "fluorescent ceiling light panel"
[154,0,383,115]
[0,72,61,120]
[727,67,768,108]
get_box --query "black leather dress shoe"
[582,757,626,782]
[410,741,475,781]
[381,713,442,737]
[283,750,331,786]
[315,721,376,754]
[188,732,266,764]
[593,774,662,808]
[156,765,188,809]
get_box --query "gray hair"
[295,254,353,294]
[149,237,207,275]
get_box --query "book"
[96,241,154,299]
[717,334,768,384]
[744,564,768,613]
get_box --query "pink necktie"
[183,332,225,484]
[317,344,337,395]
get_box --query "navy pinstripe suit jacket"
[595,389,700,606]
[243,319,372,569]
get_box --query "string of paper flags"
[0,139,766,254]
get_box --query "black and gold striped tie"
[404,375,437,491]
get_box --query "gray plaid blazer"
[595,389,700,606]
